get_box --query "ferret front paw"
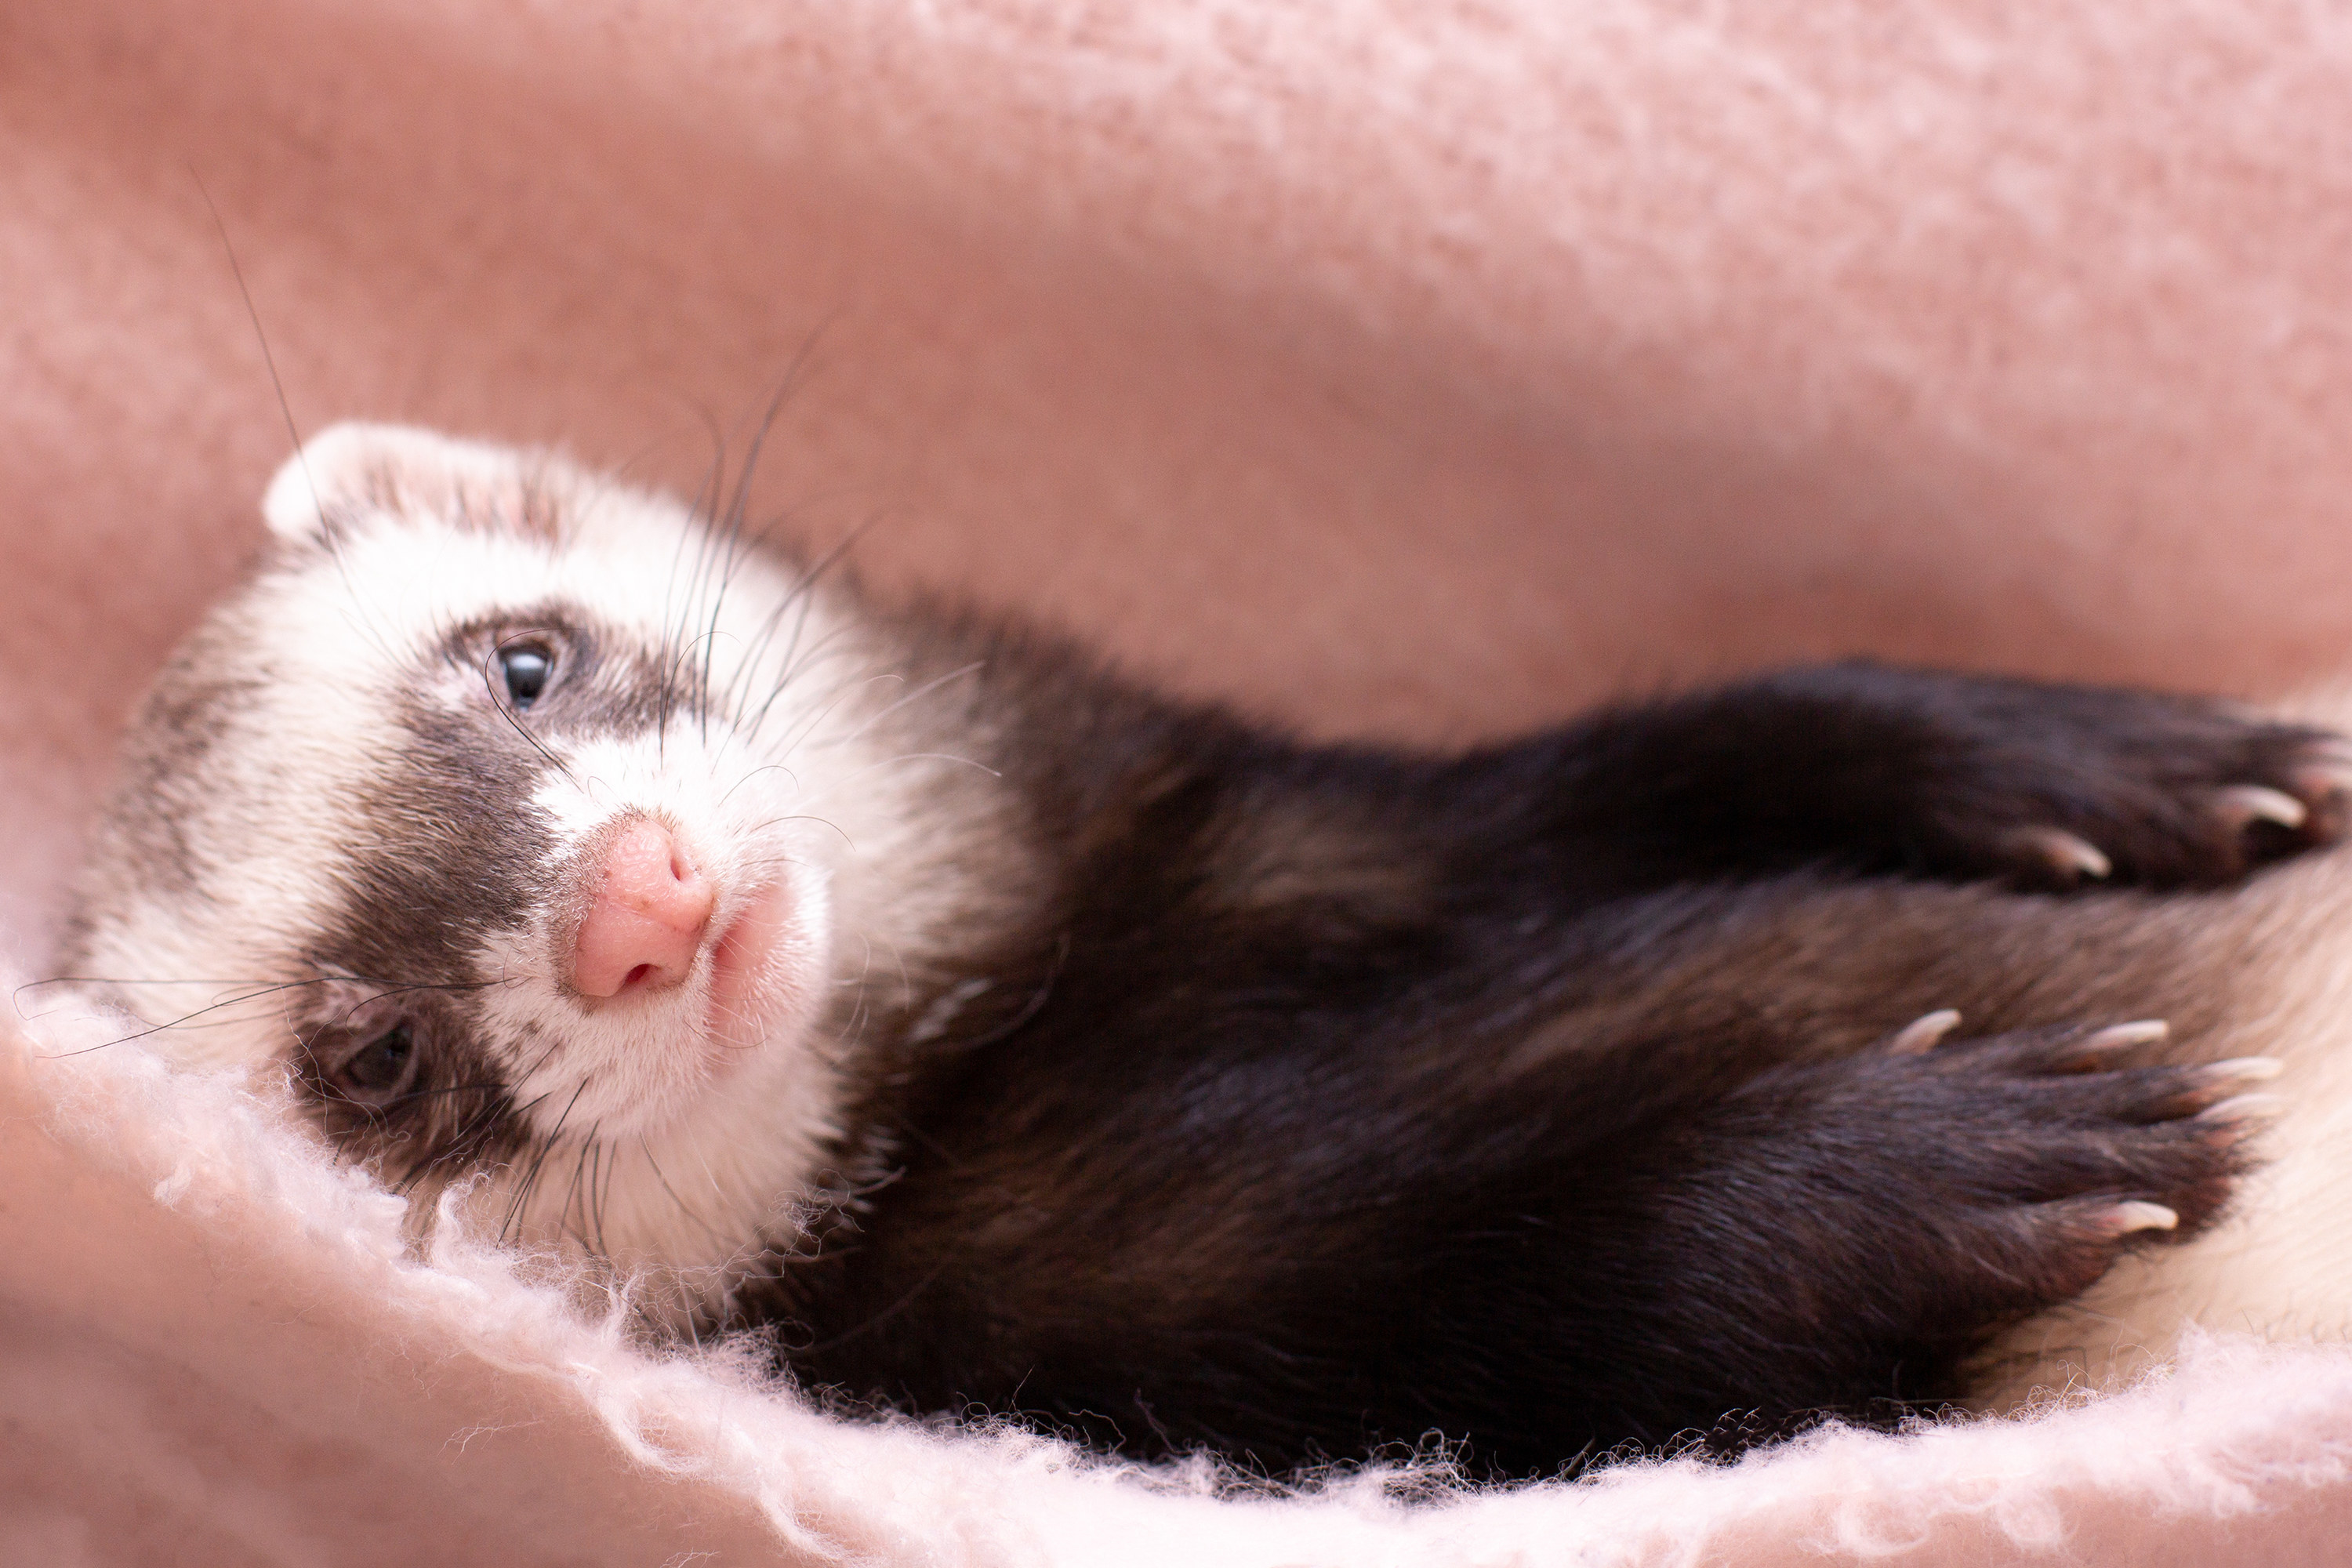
[1862,1012,2274,1312]
[1913,694,2352,890]
[1625,1013,2273,1446]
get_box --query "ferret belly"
[1973,686,2352,1405]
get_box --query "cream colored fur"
[1980,685,2352,1407]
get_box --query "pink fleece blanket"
[10,2,2352,1562]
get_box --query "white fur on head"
[75,424,1024,1307]
[262,423,557,545]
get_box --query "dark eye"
[498,643,554,710]
[338,1022,418,1101]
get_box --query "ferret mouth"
[702,882,801,1054]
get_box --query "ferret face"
[67,425,1000,1293]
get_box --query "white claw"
[1887,1008,1962,1055]
[2197,1092,2288,1124]
[2215,784,2309,831]
[2200,1056,2285,1084]
[2006,827,2112,881]
[2082,1019,2170,1052]
[2106,1201,2180,1236]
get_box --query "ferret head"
[64,424,1006,1298]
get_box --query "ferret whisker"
[797,1258,957,1357]
[661,630,738,721]
[745,668,862,765]
[704,342,822,642]
[715,763,804,812]
[485,636,583,785]
[189,173,417,677]
[327,978,500,1030]
[684,427,778,750]
[786,753,1003,824]
[748,591,827,739]
[502,1087,583,1246]
[830,662,988,751]
[38,976,371,1057]
[741,629,869,747]
[18,975,343,989]
[713,510,833,720]
[192,169,309,506]
[383,1080,510,1109]
[660,420,734,761]
[736,513,886,739]
[639,1144,706,1255]
[586,1131,615,1258]
[728,328,828,536]
[12,972,337,1023]
[560,1131,597,1254]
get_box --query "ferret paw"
[1679,1016,2276,1435]
[1924,700,2352,890]
[1862,1014,2274,1307]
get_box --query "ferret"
[55,423,2352,1478]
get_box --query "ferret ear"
[262,423,567,545]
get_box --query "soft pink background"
[9,2,2352,1562]
[13,0,2352,945]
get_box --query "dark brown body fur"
[688,630,2332,1475]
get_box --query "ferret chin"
[56,420,2352,1476]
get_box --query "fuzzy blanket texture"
[5,995,2352,1567]
[13,1,2352,1563]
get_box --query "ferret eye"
[498,644,554,710]
[337,1022,419,1102]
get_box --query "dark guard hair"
[702,630,2340,1477]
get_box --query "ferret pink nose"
[572,819,717,999]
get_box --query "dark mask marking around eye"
[289,990,530,1195]
[447,603,699,739]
